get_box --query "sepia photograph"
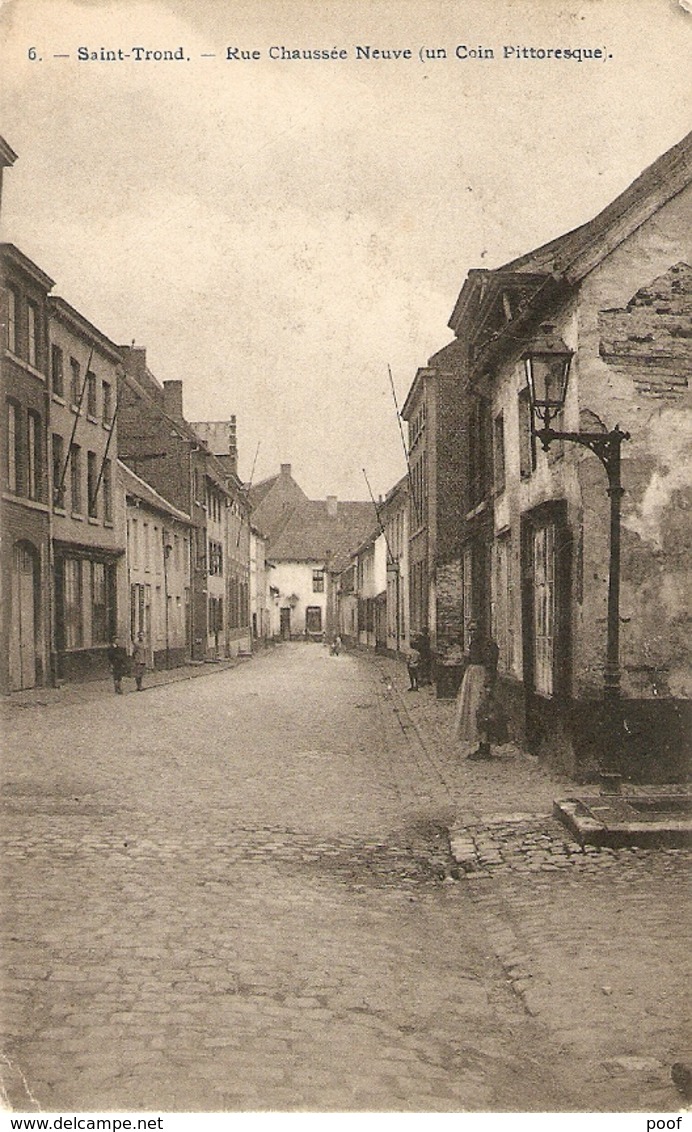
[0,0,690,1124]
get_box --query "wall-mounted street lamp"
[523,325,631,791]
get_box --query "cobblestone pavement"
[1,643,689,1113]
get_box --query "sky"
[1,0,690,500]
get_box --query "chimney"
[280,463,292,477]
[163,380,184,420]
[327,495,338,518]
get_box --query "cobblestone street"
[1,643,689,1113]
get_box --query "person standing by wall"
[131,633,147,692]
[453,623,504,759]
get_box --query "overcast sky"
[1,0,690,499]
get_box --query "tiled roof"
[118,460,191,524]
[269,498,375,572]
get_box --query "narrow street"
[1,644,688,1113]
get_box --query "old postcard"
[1,0,690,1126]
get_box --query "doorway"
[280,607,291,640]
[9,541,40,690]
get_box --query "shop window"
[63,558,83,648]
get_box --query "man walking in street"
[107,638,129,695]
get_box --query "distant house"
[119,461,192,669]
[249,464,373,641]
[117,349,252,660]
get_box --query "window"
[492,533,513,675]
[518,388,537,479]
[312,569,325,593]
[143,523,150,571]
[27,411,41,500]
[306,606,322,634]
[7,287,17,353]
[27,302,38,367]
[462,544,473,650]
[87,451,98,517]
[92,561,110,644]
[63,557,83,648]
[102,381,112,425]
[468,397,490,508]
[52,434,65,507]
[493,412,506,494]
[70,358,81,405]
[208,540,223,576]
[130,518,139,568]
[533,522,555,696]
[70,444,82,512]
[86,371,97,417]
[103,458,112,522]
[7,400,19,493]
[51,344,64,397]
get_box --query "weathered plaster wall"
[574,185,691,700]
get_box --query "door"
[521,504,572,751]
[280,607,291,640]
[305,605,322,637]
[9,542,38,690]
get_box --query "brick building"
[1,244,54,691]
[400,359,469,671]
[117,348,251,662]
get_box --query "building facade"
[249,464,373,642]
[442,131,692,780]
[120,461,191,669]
[400,357,468,678]
[117,349,251,662]
[48,297,126,681]
[1,244,53,692]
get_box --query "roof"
[0,137,18,167]
[1,243,55,291]
[118,460,191,524]
[269,498,375,572]
[48,296,123,364]
[248,467,309,543]
[448,130,692,339]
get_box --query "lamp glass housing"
[523,328,573,427]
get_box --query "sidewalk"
[1,654,251,710]
[369,650,689,872]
